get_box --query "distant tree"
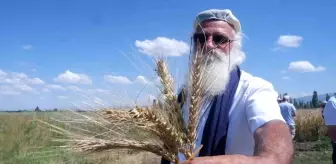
[35,106,41,112]
[312,91,319,108]
[53,108,58,112]
[299,101,303,108]
[326,94,330,101]
[293,99,298,107]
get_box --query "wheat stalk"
[41,54,206,164]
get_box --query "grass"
[0,112,161,164]
[0,108,333,164]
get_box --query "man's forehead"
[194,20,235,36]
[195,20,235,31]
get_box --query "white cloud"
[57,96,68,100]
[0,85,21,95]
[67,86,82,92]
[12,72,28,79]
[0,71,44,85]
[26,78,45,85]
[1,90,21,95]
[22,44,33,50]
[288,61,326,73]
[88,88,110,94]
[0,71,41,96]
[42,88,51,92]
[0,70,7,77]
[46,84,66,91]
[276,35,303,48]
[54,70,92,84]
[282,76,291,80]
[104,75,133,84]
[2,78,21,84]
[135,37,189,57]
[134,75,150,85]
[13,84,34,92]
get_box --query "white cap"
[283,95,290,100]
[193,9,241,33]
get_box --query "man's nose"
[205,36,215,50]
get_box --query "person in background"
[277,97,283,104]
[323,96,336,164]
[279,95,297,139]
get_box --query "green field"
[0,110,333,164]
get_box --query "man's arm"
[253,120,294,162]
[182,120,294,164]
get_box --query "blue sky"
[0,0,335,110]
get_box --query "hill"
[295,92,335,103]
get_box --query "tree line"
[279,91,336,109]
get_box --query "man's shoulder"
[239,70,276,94]
[329,96,336,102]
[325,96,336,110]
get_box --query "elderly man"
[279,95,297,139]
[161,9,294,164]
[323,96,336,163]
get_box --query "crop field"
[0,109,333,164]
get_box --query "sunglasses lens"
[193,34,206,44]
[213,35,229,44]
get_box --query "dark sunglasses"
[192,33,231,46]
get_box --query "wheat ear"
[156,60,187,133]
[156,59,187,136]
[186,46,205,159]
[69,138,176,162]
[102,107,185,163]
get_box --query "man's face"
[190,20,243,96]
[193,20,236,55]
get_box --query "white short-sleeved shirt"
[224,70,285,155]
[324,96,336,126]
[175,70,285,163]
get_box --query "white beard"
[198,46,245,97]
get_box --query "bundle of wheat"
[38,46,208,164]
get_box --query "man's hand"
[181,120,294,164]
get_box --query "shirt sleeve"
[324,99,336,126]
[245,78,286,134]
